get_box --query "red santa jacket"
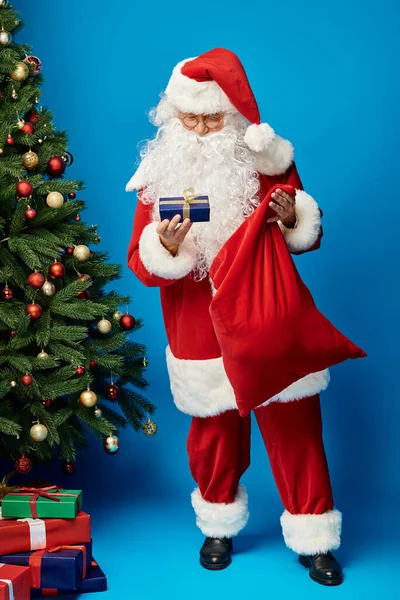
[127,163,336,418]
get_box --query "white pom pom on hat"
[161,48,276,153]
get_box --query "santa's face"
[178,112,225,136]
[140,113,260,280]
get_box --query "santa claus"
[126,48,364,586]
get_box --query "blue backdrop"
[14,0,400,598]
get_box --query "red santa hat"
[161,48,276,153]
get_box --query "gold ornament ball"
[10,62,29,81]
[46,191,64,208]
[97,318,112,334]
[37,350,49,359]
[143,418,158,437]
[112,310,123,322]
[0,148,4,155]
[10,380,17,388]
[79,388,97,407]
[73,244,91,262]
[17,119,25,130]
[0,29,11,47]
[22,151,39,170]
[30,423,48,442]
[41,280,56,296]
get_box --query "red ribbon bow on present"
[7,486,80,519]
[29,544,88,588]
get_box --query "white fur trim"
[164,58,236,115]
[166,346,237,417]
[244,122,275,153]
[255,135,294,176]
[280,509,342,555]
[258,370,330,408]
[166,347,330,417]
[126,158,148,192]
[279,189,321,252]
[191,484,249,538]
[151,96,178,126]
[138,222,198,280]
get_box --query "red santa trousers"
[188,395,341,556]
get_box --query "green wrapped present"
[1,486,82,519]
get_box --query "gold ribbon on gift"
[183,187,199,220]
[160,188,205,221]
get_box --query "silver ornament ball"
[103,434,119,455]
[112,310,124,322]
[30,423,48,442]
[0,0,10,7]
[94,406,103,419]
[97,318,112,334]
[46,191,64,208]
[73,244,91,262]
[0,29,11,47]
[10,380,17,388]
[41,280,56,296]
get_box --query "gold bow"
[182,188,198,219]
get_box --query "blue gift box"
[31,559,107,596]
[159,189,210,223]
[0,540,92,591]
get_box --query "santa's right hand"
[157,215,192,254]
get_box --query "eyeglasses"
[180,113,224,130]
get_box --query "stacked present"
[0,486,107,599]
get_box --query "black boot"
[299,552,343,586]
[199,537,233,570]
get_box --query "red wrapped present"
[0,563,30,600]
[0,509,90,555]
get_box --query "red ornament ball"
[21,122,35,135]
[28,272,45,288]
[68,192,76,199]
[61,462,75,476]
[21,373,33,386]
[49,261,65,279]
[6,135,14,145]
[9,329,17,338]
[76,290,90,299]
[17,180,33,198]
[76,366,85,375]
[75,214,81,222]
[120,314,136,331]
[24,55,42,75]
[15,455,32,475]
[89,360,97,368]
[25,207,36,220]
[106,383,120,401]
[28,110,41,124]
[65,246,74,255]
[41,398,52,408]
[26,302,42,320]
[2,286,13,301]
[47,156,66,177]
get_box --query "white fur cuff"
[138,222,198,280]
[280,509,342,555]
[166,346,237,417]
[191,484,249,538]
[279,189,321,253]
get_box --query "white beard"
[139,114,260,280]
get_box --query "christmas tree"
[0,2,155,476]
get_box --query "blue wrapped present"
[159,187,210,222]
[31,559,107,596]
[0,540,92,591]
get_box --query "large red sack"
[209,184,366,417]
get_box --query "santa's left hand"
[267,188,296,228]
